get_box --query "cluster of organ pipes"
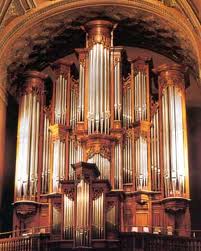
[114,60,122,121]
[54,74,68,125]
[70,79,79,128]
[162,85,185,197]
[134,71,148,122]
[78,62,85,122]
[92,193,104,239]
[88,154,110,180]
[88,43,110,134]
[123,135,133,184]
[69,139,83,179]
[114,144,122,189]
[52,140,66,192]
[13,21,190,244]
[15,92,40,199]
[76,179,90,247]
[123,79,132,128]
[64,195,74,240]
[41,112,51,194]
[135,136,148,190]
[106,206,116,232]
[151,109,161,191]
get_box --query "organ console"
[13,20,191,249]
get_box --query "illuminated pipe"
[34,100,40,194]
[117,62,121,121]
[62,77,65,124]
[144,73,146,119]
[100,44,103,132]
[156,111,160,190]
[64,77,67,124]
[61,76,64,124]
[135,74,138,121]
[59,75,62,123]
[56,76,60,123]
[81,65,85,121]
[78,65,82,121]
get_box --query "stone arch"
[0,0,200,88]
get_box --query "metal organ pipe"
[114,144,122,189]
[135,136,148,190]
[69,139,83,180]
[15,91,41,199]
[78,63,85,121]
[76,179,90,247]
[88,154,110,180]
[64,195,74,239]
[106,206,116,232]
[92,193,104,239]
[88,44,110,134]
[162,86,185,197]
[123,81,131,128]
[54,75,67,125]
[123,136,133,184]
[52,140,66,192]
[134,71,147,122]
[41,113,50,194]
[114,61,122,121]
[151,109,161,191]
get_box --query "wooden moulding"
[13,200,42,218]
[161,197,190,214]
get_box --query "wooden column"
[0,84,7,230]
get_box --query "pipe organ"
[15,71,47,199]
[157,64,189,198]
[13,20,191,249]
[41,110,51,194]
[150,105,160,191]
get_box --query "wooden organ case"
[13,20,191,250]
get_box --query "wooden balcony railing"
[2,228,201,250]
[0,233,49,251]
[121,232,201,251]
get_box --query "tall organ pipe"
[15,91,41,199]
[123,81,131,128]
[88,44,110,134]
[64,195,74,239]
[151,109,161,191]
[88,154,110,180]
[76,179,90,247]
[41,113,51,193]
[134,71,147,122]
[52,140,66,192]
[123,136,133,184]
[114,144,122,189]
[70,82,79,129]
[161,85,185,197]
[69,139,83,180]
[92,193,104,239]
[114,61,122,121]
[135,136,148,190]
[78,63,85,121]
[54,75,68,125]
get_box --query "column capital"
[22,70,48,95]
[84,20,114,48]
[155,64,187,91]
[51,59,71,79]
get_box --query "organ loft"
[11,19,191,249]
